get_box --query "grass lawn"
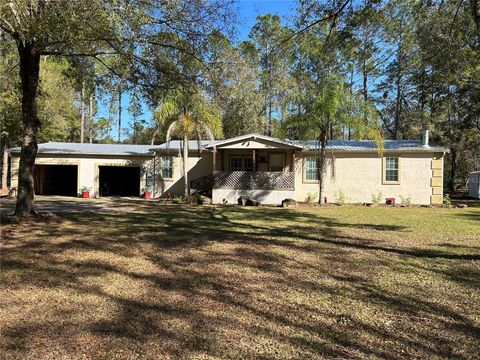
[1,201,479,359]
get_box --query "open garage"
[99,166,140,197]
[34,164,78,196]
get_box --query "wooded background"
[1,0,479,193]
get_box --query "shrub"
[174,195,197,204]
[192,192,202,203]
[371,192,383,205]
[334,190,346,205]
[443,194,452,208]
[79,186,91,192]
[173,195,185,203]
[305,192,317,203]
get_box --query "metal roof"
[153,138,448,153]
[152,140,213,152]
[9,142,156,156]
[291,140,448,153]
[9,137,449,156]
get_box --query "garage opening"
[99,166,140,197]
[34,164,78,196]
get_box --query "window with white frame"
[384,157,399,182]
[160,156,173,179]
[305,157,319,181]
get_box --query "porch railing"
[212,171,295,190]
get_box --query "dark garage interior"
[99,166,140,197]
[34,164,78,196]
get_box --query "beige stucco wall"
[157,151,213,196]
[10,152,213,198]
[10,149,443,204]
[294,151,443,205]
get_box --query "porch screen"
[230,156,253,171]
[269,153,284,171]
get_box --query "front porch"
[211,170,295,204]
[213,148,296,173]
[204,135,302,204]
[187,134,303,204]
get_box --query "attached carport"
[99,166,140,197]
[34,164,78,196]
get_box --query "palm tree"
[285,74,382,204]
[155,92,222,197]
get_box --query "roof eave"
[204,134,304,150]
[9,151,154,157]
[301,147,449,153]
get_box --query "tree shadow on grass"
[455,210,480,221]
[1,204,479,359]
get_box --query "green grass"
[1,201,479,359]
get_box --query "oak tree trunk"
[14,41,41,216]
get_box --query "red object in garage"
[144,191,151,199]
[82,191,90,198]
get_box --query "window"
[244,158,253,171]
[160,156,173,179]
[305,157,319,181]
[230,156,253,171]
[269,153,284,172]
[384,157,399,183]
[230,157,243,171]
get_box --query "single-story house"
[9,131,448,205]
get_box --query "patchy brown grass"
[1,200,479,359]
